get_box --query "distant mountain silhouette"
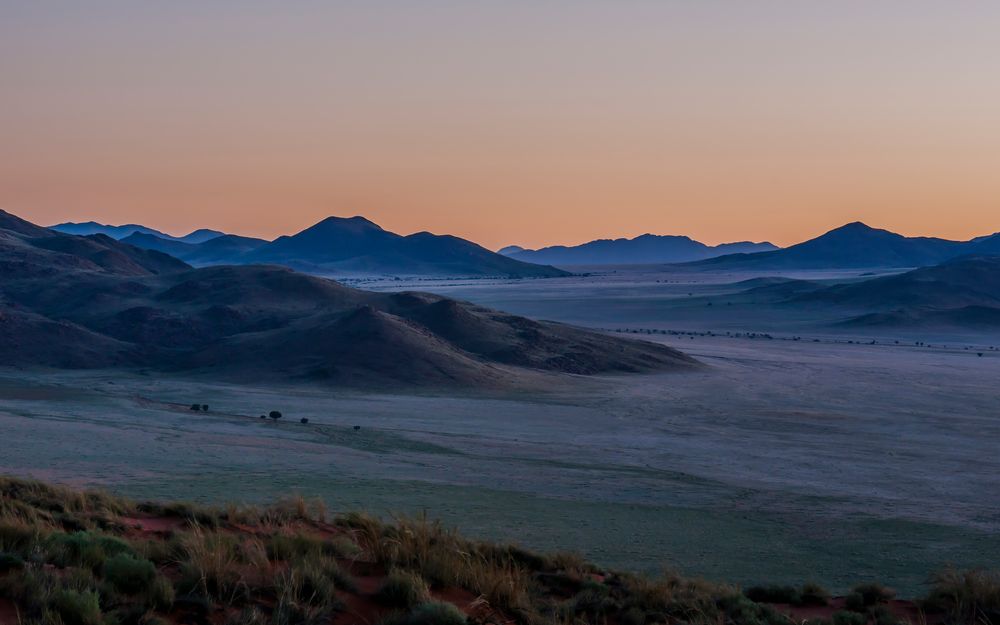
[687,222,978,270]
[503,234,777,265]
[51,221,225,244]
[121,232,268,265]
[0,210,693,386]
[242,216,569,277]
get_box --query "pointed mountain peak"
[311,215,384,231]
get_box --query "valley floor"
[2,331,999,596]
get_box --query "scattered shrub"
[852,582,895,606]
[51,589,103,625]
[404,601,467,625]
[832,610,867,625]
[800,582,831,606]
[103,554,156,594]
[744,584,801,604]
[844,592,866,612]
[375,570,430,610]
[870,604,900,625]
[46,531,135,570]
[144,575,176,611]
[0,552,25,572]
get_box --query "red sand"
[769,598,941,624]
[121,515,187,534]
[0,599,18,625]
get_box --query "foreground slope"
[0,476,990,625]
[0,210,695,386]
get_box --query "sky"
[2,1,999,249]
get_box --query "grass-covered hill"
[0,477,997,625]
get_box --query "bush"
[46,531,135,570]
[800,582,831,606]
[852,583,895,606]
[870,604,900,625]
[0,552,25,572]
[103,554,156,594]
[144,576,176,611]
[52,589,103,625]
[375,570,430,610]
[269,411,282,421]
[744,584,801,604]
[844,592,866,612]
[404,601,467,625]
[832,610,866,625]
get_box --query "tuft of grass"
[0,520,43,556]
[375,570,431,610]
[173,530,265,605]
[923,568,1000,624]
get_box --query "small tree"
[300,418,309,424]
[202,404,209,411]
[269,411,282,421]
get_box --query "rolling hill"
[796,256,1000,328]
[503,234,777,265]
[687,222,975,270]
[0,210,695,386]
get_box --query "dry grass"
[1,475,998,625]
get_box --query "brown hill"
[0,210,698,386]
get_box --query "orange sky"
[2,2,999,249]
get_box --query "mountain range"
[687,222,1000,270]
[0,209,694,386]
[50,221,225,244]
[502,235,778,265]
[240,216,567,277]
[93,215,568,278]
